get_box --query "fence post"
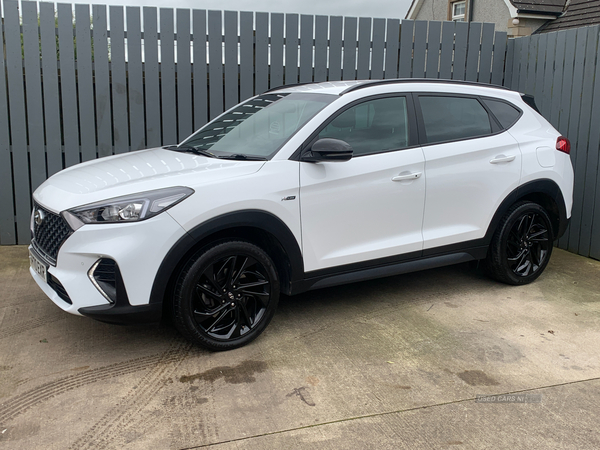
[3,0,30,244]
[0,0,16,244]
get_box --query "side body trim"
[292,244,487,294]
[308,252,476,290]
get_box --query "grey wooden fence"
[0,0,510,246]
[5,2,600,262]
[504,25,600,260]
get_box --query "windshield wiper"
[218,154,268,161]
[163,145,216,158]
[165,146,266,161]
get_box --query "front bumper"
[78,302,164,325]
[30,210,187,323]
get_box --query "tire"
[172,240,280,351]
[486,201,554,285]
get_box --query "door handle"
[490,154,516,164]
[392,171,422,181]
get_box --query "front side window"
[318,96,410,157]
[419,95,492,145]
[181,93,335,159]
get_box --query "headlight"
[68,187,194,224]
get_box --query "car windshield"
[180,92,335,159]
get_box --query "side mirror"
[301,138,353,162]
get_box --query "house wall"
[472,0,510,32]
[413,0,451,21]
[412,0,548,36]
[507,17,549,36]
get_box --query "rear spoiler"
[521,94,541,114]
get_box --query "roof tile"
[537,0,600,33]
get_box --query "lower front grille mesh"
[32,204,72,265]
[48,274,72,304]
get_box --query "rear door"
[416,94,522,252]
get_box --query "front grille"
[32,204,72,265]
[48,274,72,304]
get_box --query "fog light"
[88,259,119,304]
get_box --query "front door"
[299,96,426,272]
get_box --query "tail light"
[556,136,570,155]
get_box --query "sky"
[61,0,413,19]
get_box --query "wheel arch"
[484,179,568,245]
[149,210,304,310]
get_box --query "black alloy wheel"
[506,211,551,277]
[486,201,554,285]
[173,241,279,350]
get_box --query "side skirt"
[292,245,488,294]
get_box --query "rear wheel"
[173,241,279,351]
[486,201,554,285]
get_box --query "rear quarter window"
[482,98,522,130]
[418,96,492,145]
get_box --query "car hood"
[33,148,265,212]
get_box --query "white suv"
[29,80,574,350]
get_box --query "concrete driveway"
[1,246,599,449]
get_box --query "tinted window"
[318,97,409,156]
[419,96,492,144]
[482,98,521,129]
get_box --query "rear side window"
[419,96,492,144]
[482,98,521,129]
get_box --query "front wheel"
[486,201,554,285]
[172,241,279,351]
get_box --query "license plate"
[29,248,48,283]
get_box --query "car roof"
[266,80,364,95]
[267,78,511,96]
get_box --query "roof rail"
[339,78,511,95]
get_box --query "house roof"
[405,0,421,19]
[509,0,566,15]
[536,0,600,33]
